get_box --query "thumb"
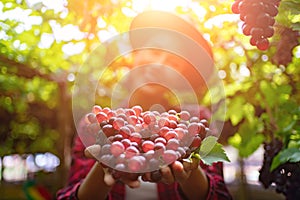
[84,144,101,159]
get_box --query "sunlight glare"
[205,14,239,29]
[49,21,85,42]
[131,0,149,12]
[234,46,245,56]
[150,0,180,11]
[38,33,55,49]
[42,0,67,12]
[27,0,67,13]
[261,54,269,62]
[122,7,137,17]
[218,70,227,79]
[62,42,85,56]
[295,46,300,58]
[190,2,207,21]
[239,64,250,77]
[131,0,191,13]
[97,17,107,28]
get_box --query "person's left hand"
[141,158,200,185]
[84,144,142,188]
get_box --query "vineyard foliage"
[0,0,299,176]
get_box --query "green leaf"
[238,133,265,158]
[198,136,230,165]
[229,119,265,158]
[288,140,300,149]
[271,148,300,171]
[227,96,245,126]
[282,120,296,133]
[259,80,277,108]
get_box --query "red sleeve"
[201,162,233,200]
[56,135,96,200]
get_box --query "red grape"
[164,130,178,141]
[143,113,156,125]
[102,124,115,137]
[125,146,139,159]
[128,156,145,172]
[92,105,102,114]
[121,138,131,149]
[188,122,201,136]
[190,135,202,150]
[256,38,270,51]
[129,132,142,144]
[166,138,180,150]
[142,140,155,153]
[96,112,108,123]
[162,150,178,164]
[154,137,167,145]
[112,118,125,130]
[132,105,143,116]
[111,141,125,157]
[119,126,131,138]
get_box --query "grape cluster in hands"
[231,0,281,51]
[85,105,210,180]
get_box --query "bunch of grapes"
[85,105,210,180]
[259,138,300,199]
[259,138,283,188]
[231,0,281,51]
[272,162,300,200]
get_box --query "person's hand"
[84,144,141,189]
[141,158,200,186]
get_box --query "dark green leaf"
[271,148,300,171]
[198,136,230,165]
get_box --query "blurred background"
[0,0,299,199]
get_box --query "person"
[57,10,232,200]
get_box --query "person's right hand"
[84,144,141,189]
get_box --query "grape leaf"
[198,136,230,165]
[270,148,300,171]
[227,96,245,126]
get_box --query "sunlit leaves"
[229,119,265,158]
[226,96,245,126]
[276,0,300,30]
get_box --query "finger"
[160,166,175,184]
[127,180,141,188]
[171,161,189,184]
[111,170,124,180]
[182,157,199,171]
[120,177,141,188]
[141,172,151,182]
[150,170,162,182]
[104,172,116,187]
[126,173,140,181]
[84,144,101,158]
[182,160,192,171]
[189,157,200,170]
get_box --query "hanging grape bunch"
[259,139,300,200]
[84,105,229,180]
[231,0,281,51]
